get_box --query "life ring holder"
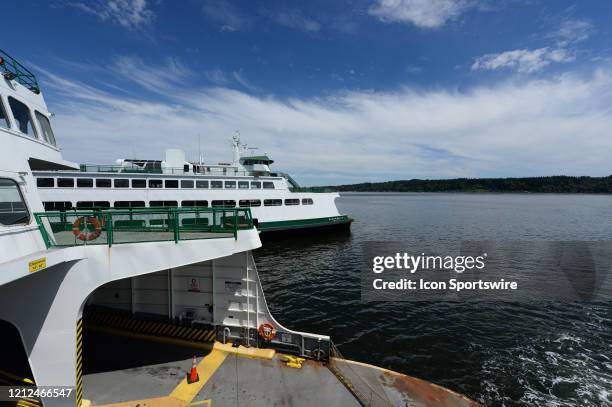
[72,216,102,242]
[258,323,276,341]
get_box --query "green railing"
[78,164,255,177]
[34,207,253,248]
[0,49,40,94]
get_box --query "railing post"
[173,208,179,243]
[233,210,238,240]
[106,212,113,247]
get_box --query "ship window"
[211,200,236,207]
[263,182,275,189]
[150,201,178,207]
[250,181,261,189]
[8,97,37,139]
[43,201,72,211]
[35,111,57,146]
[96,179,112,188]
[238,181,249,189]
[131,179,146,188]
[182,200,208,207]
[77,178,93,188]
[302,198,314,205]
[239,199,261,207]
[0,178,29,225]
[149,179,163,188]
[224,181,236,189]
[165,180,179,188]
[284,199,300,206]
[196,180,209,189]
[114,201,145,208]
[264,199,282,206]
[76,201,110,208]
[181,180,194,188]
[57,178,74,187]
[36,178,54,187]
[114,179,129,188]
[211,181,222,189]
[0,99,10,129]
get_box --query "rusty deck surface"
[82,332,481,406]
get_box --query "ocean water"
[254,193,612,406]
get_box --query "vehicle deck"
[83,331,480,407]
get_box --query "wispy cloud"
[112,56,192,92]
[472,17,593,75]
[204,68,229,85]
[201,0,251,32]
[472,47,574,74]
[369,0,474,29]
[65,0,154,30]
[232,69,258,92]
[265,10,321,32]
[38,58,612,184]
[548,17,593,46]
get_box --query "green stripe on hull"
[258,215,351,232]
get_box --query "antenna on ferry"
[198,134,202,165]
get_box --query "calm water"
[254,193,612,407]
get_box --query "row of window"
[0,95,56,146]
[37,177,276,190]
[43,198,315,211]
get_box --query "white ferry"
[33,135,352,236]
[0,49,478,407]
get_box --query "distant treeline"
[297,176,612,193]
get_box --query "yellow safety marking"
[17,400,42,407]
[213,342,275,360]
[97,396,186,407]
[84,311,217,345]
[75,318,83,407]
[189,400,212,406]
[169,349,227,403]
[88,325,215,352]
[28,257,46,273]
[0,369,35,384]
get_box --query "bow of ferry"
[0,49,479,407]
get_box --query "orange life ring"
[258,323,276,341]
[72,216,102,241]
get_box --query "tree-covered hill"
[298,176,612,193]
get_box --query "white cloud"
[369,0,472,28]
[112,56,192,92]
[39,62,612,185]
[550,18,593,46]
[472,47,574,74]
[67,0,154,30]
[232,69,258,92]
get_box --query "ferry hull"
[257,215,353,235]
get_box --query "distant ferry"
[34,135,352,235]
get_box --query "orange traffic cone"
[187,355,199,384]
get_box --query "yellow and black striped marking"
[76,318,83,407]
[85,311,217,343]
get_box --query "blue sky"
[5,0,612,185]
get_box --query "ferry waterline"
[0,49,479,407]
